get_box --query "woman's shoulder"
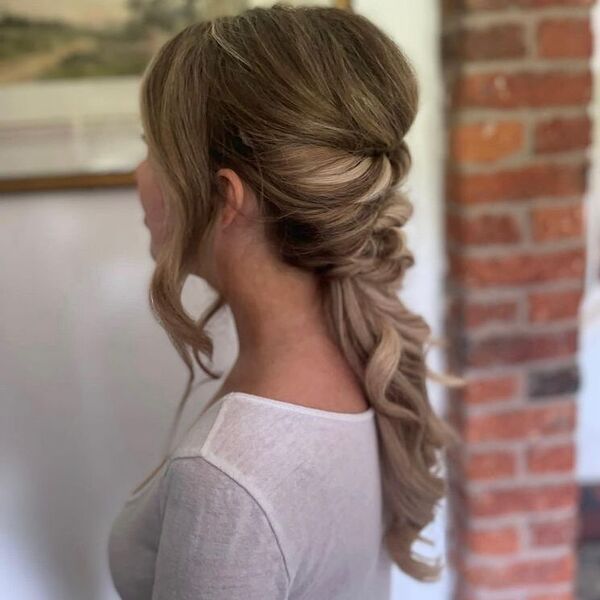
[172,388,374,458]
[165,389,383,578]
[170,389,375,493]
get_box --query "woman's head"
[138,3,418,286]
[135,3,464,581]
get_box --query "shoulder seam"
[170,394,229,460]
[166,455,292,586]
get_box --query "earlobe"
[217,168,246,227]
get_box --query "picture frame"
[0,0,352,193]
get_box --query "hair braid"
[318,150,463,579]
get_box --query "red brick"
[468,481,577,517]
[528,288,583,323]
[445,400,464,433]
[449,247,585,288]
[464,553,574,589]
[464,329,578,368]
[530,203,583,242]
[447,162,587,204]
[463,299,519,328]
[466,450,517,480]
[450,120,524,163]
[528,363,580,398]
[452,70,592,109]
[529,514,578,546]
[528,594,574,600]
[463,375,520,404]
[444,24,526,61]
[464,401,575,443]
[534,115,591,153]
[466,525,520,554]
[537,19,593,59]
[526,442,575,474]
[447,213,521,245]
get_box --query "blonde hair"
[133,3,465,582]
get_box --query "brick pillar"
[440,1,595,599]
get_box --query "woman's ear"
[216,168,249,228]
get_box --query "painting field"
[0,0,247,84]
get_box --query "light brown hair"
[133,3,465,582]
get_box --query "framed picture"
[0,0,352,192]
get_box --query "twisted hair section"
[134,3,465,581]
[318,150,464,579]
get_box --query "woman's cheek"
[137,160,168,248]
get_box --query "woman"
[107,4,464,599]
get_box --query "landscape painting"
[0,0,346,189]
[0,0,249,84]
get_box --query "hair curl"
[131,3,465,582]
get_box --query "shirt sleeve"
[151,455,290,600]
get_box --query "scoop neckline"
[220,391,375,422]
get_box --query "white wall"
[0,188,236,599]
[353,1,451,598]
[577,0,600,484]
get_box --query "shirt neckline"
[220,391,375,422]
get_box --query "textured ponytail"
[133,3,465,581]
[318,144,464,580]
